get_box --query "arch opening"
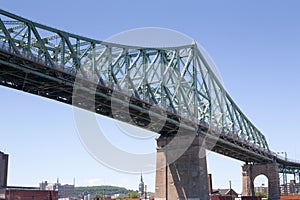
[254,174,268,198]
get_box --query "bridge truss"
[0,9,299,168]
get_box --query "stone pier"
[155,134,209,200]
[242,163,280,200]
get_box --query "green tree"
[255,191,268,198]
[124,191,140,198]
[75,185,131,197]
[93,194,104,200]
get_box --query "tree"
[93,194,104,200]
[255,191,268,198]
[124,191,140,198]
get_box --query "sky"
[1,0,300,194]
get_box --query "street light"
[277,151,287,161]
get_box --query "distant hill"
[75,185,136,196]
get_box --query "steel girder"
[277,157,300,174]
[0,9,270,151]
[279,167,300,175]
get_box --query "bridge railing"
[276,154,300,164]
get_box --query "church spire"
[140,172,143,182]
[139,173,145,196]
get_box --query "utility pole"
[229,180,233,200]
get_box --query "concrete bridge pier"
[155,134,209,200]
[242,163,280,200]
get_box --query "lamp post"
[277,152,288,195]
[277,151,287,161]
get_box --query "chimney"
[0,151,8,187]
[208,174,213,194]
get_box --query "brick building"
[0,188,58,200]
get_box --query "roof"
[212,188,238,196]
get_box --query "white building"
[39,180,75,198]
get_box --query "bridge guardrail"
[275,154,300,164]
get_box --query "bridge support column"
[242,163,280,200]
[155,134,209,200]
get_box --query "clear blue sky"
[1,0,300,194]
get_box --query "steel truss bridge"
[0,9,299,180]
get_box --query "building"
[280,180,300,195]
[254,184,268,195]
[288,180,299,194]
[0,187,58,200]
[111,193,125,199]
[39,180,75,198]
[39,181,49,190]
[138,174,144,197]
[211,188,239,199]
[0,152,8,187]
